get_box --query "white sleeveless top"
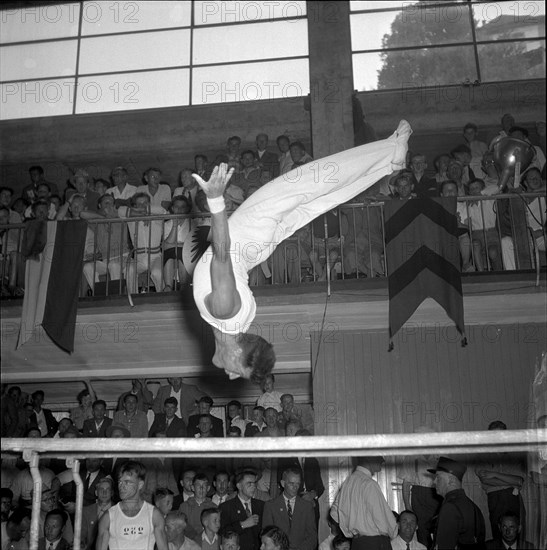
[193,246,256,334]
[108,501,155,550]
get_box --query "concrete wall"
[0,97,312,194]
[1,79,544,196]
[357,79,546,135]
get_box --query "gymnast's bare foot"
[392,119,412,169]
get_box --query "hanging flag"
[384,197,465,348]
[18,220,87,353]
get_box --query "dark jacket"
[148,413,187,438]
[433,488,486,550]
[485,539,534,550]
[187,414,224,438]
[38,537,71,550]
[29,408,58,437]
[220,497,264,550]
[82,417,113,438]
[263,495,317,550]
[276,457,325,524]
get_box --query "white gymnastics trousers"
[193,119,412,334]
[228,119,412,271]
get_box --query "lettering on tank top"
[122,525,146,537]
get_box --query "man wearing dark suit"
[263,468,317,550]
[82,458,109,506]
[58,458,108,519]
[38,536,71,550]
[255,133,280,179]
[29,390,58,437]
[37,509,71,550]
[219,470,264,550]
[152,378,206,425]
[81,476,114,550]
[82,400,112,438]
[187,396,224,437]
[149,397,187,438]
[277,449,325,525]
[409,153,439,198]
[485,511,534,550]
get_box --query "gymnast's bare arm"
[193,164,242,320]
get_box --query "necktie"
[406,543,410,550]
[287,500,293,524]
[244,502,251,517]
[49,544,54,550]
[84,472,91,491]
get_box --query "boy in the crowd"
[220,531,240,550]
[200,507,221,550]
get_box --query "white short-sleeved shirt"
[468,196,497,231]
[136,184,172,208]
[106,184,138,201]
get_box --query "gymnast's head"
[212,331,275,385]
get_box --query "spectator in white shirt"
[256,374,283,413]
[105,166,137,208]
[136,167,172,210]
[391,510,426,550]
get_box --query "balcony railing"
[1,193,545,300]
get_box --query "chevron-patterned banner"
[384,197,466,348]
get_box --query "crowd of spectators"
[1,374,328,550]
[0,116,545,298]
[2,377,542,550]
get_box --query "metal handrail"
[2,429,546,459]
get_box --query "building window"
[0,0,309,120]
[350,0,545,91]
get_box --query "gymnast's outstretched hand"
[192,163,235,199]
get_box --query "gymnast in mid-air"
[192,120,412,383]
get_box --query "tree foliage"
[374,2,545,89]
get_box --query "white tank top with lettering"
[108,501,155,550]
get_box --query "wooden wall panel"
[313,324,546,543]
[314,324,546,436]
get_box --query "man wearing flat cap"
[429,457,485,550]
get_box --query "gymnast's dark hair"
[238,333,275,386]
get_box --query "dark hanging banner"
[384,197,466,348]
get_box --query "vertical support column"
[307,1,354,158]
[26,451,42,550]
[69,458,83,550]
